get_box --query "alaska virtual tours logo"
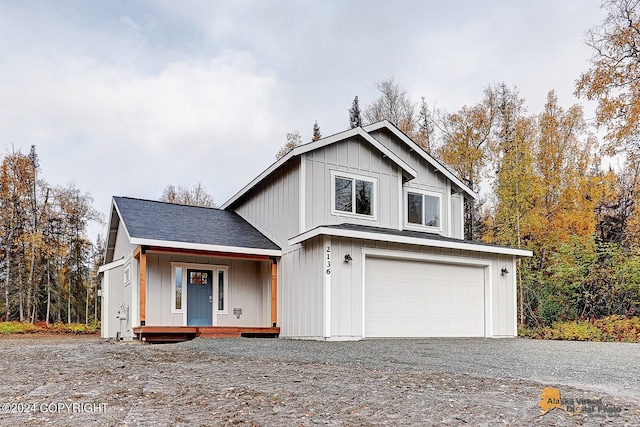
[539,387,622,418]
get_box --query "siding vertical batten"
[485,264,493,337]
[323,236,331,338]
[512,257,518,336]
[397,172,403,230]
[102,272,109,338]
[299,155,306,234]
[361,249,367,339]
[447,181,452,237]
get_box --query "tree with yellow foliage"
[576,0,640,154]
[437,86,497,239]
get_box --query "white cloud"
[0,0,609,240]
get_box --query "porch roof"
[110,197,281,259]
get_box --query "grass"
[519,315,640,342]
[0,321,100,335]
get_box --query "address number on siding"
[326,246,331,275]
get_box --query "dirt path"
[0,336,637,426]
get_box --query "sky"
[0,1,608,240]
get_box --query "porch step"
[133,326,280,343]
[197,327,280,339]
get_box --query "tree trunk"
[4,237,11,322]
[67,278,71,324]
[18,267,24,322]
[94,278,98,326]
[46,264,51,326]
[26,248,36,323]
[85,285,89,325]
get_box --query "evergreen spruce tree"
[312,121,322,141]
[349,96,362,128]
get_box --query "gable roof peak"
[221,125,417,209]
[363,121,477,200]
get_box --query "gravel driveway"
[0,336,638,426]
[189,338,639,399]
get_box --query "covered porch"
[133,245,280,342]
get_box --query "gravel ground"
[0,335,638,426]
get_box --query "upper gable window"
[331,171,376,218]
[406,190,441,230]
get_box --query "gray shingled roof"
[113,197,280,251]
[323,223,522,252]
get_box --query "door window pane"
[407,192,423,224]
[335,177,353,212]
[189,271,208,285]
[355,180,373,215]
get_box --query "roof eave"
[98,257,126,274]
[289,226,533,257]
[129,237,282,257]
[104,197,134,264]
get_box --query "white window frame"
[170,262,229,320]
[330,170,377,220]
[404,188,443,232]
[171,265,185,313]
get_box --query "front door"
[187,269,213,326]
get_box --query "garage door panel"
[365,257,485,338]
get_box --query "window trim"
[171,262,229,318]
[330,170,377,220]
[404,188,443,232]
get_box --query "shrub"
[519,315,640,342]
[593,315,640,342]
[48,323,99,334]
[0,321,41,334]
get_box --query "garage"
[364,256,487,338]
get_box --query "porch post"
[134,246,147,326]
[271,258,277,327]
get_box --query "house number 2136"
[326,246,331,275]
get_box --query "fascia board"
[129,237,282,257]
[112,198,133,242]
[289,226,533,257]
[364,121,478,200]
[104,198,131,264]
[97,257,125,274]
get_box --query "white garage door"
[365,257,486,338]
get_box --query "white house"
[100,120,532,342]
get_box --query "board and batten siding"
[451,192,464,239]
[368,128,455,237]
[144,253,272,327]
[304,136,402,231]
[327,236,517,339]
[278,237,324,339]
[233,160,299,250]
[101,264,126,339]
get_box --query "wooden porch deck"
[132,326,280,343]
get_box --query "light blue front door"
[187,269,213,326]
